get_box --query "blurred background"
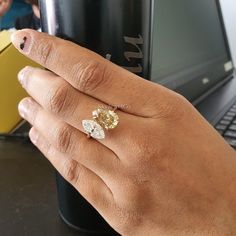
[220,0,236,63]
[0,0,40,31]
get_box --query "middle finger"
[18,66,137,154]
[18,97,120,181]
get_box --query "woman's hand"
[11,29,236,236]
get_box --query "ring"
[82,108,119,140]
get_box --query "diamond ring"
[82,108,119,140]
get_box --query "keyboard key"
[233,120,236,124]
[226,112,236,117]
[230,108,236,113]
[220,120,231,125]
[224,131,236,138]
[225,138,236,147]
[223,116,234,121]
[229,125,236,131]
[215,125,227,131]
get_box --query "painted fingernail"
[18,100,29,118]
[29,128,38,145]
[11,30,32,54]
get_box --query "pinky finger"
[29,127,114,213]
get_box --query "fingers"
[11,29,178,118]
[17,66,139,154]
[29,127,114,211]
[18,97,120,181]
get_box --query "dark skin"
[11,28,236,235]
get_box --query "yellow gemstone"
[92,108,119,130]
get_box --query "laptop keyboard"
[215,102,236,148]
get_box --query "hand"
[11,29,236,236]
[0,0,12,17]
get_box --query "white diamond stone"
[82,120,105,140]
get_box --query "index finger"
[11,29,181,118]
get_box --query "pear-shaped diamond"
[82,120,105,140]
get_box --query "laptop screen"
[150,0,233,102]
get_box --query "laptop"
[149,0,236,149]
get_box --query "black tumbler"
[39,0,151,234]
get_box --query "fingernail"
[18,100,29,119]
[11,30,32,54]
[29,128,38,145]
[18,69,25,86]
[18,66,33,87]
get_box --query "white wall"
[220,0,236,64]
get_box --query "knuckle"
[36,39,54,66]
[155,93,190,120]
[47,83,69,114]
[55,125,73,153]
[73,164,84,187]
[63,159,79,184]
[167,93,191,119]
[75,60,108,93]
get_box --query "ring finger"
[18,66,139,154]
[18,97,121,182]
[29,127,114,213]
